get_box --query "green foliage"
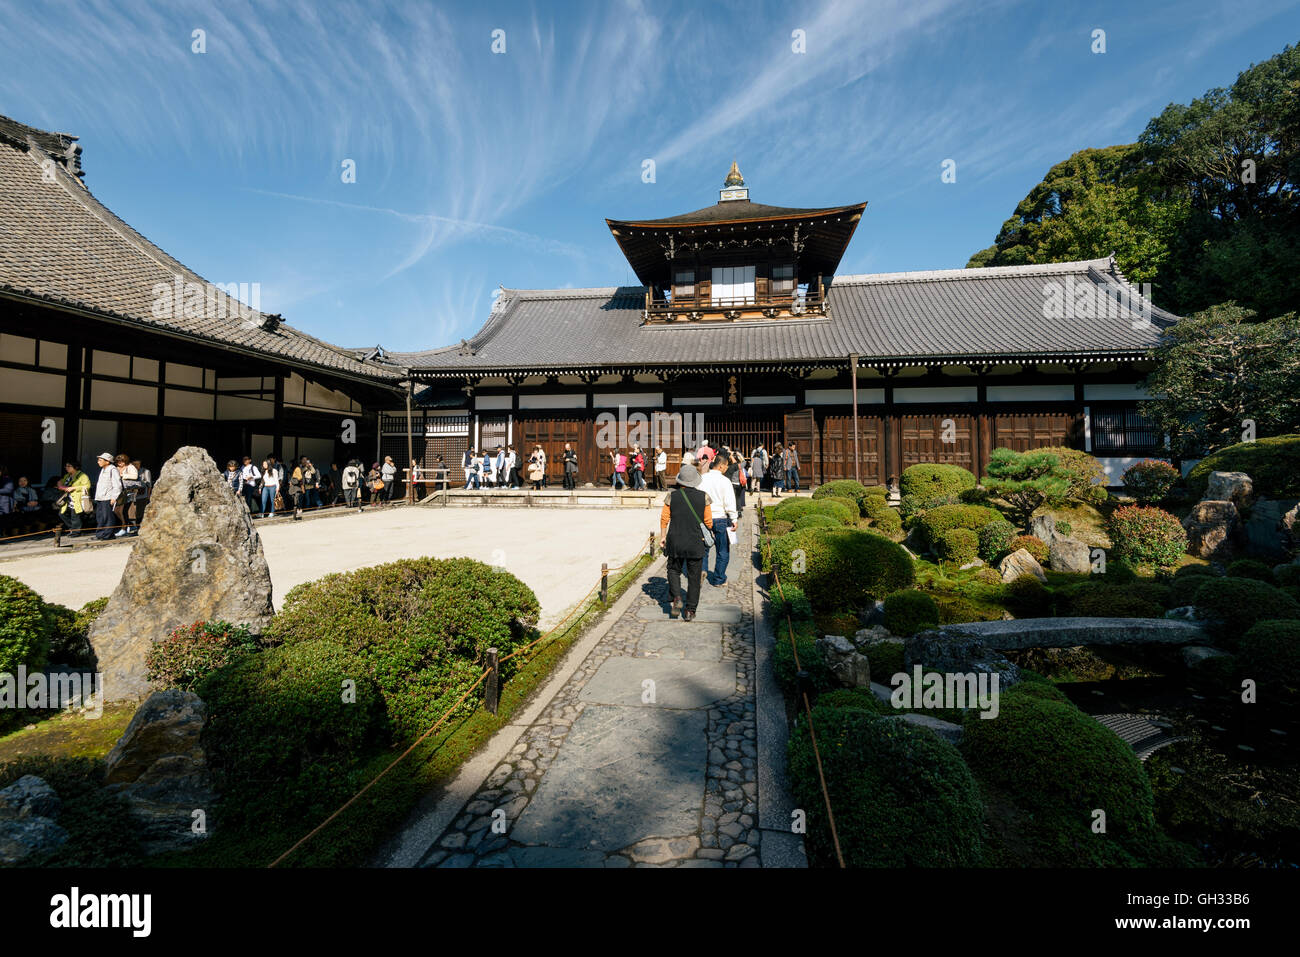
[1034,447,1108,505]
[1168,565,1220,607]
[1054,519,1074,537]
[1185,434,1300,499]
[145,620,261,692]
[936,527,979,566]
[865,501,903,539]
[812,480,872,514]
[789,706,984,867]
[770,584,814,623]
[1226,559,1276,584]
[982,448,1071,526]
[1275,564,1300,589]
[764,519,794,538]
[772,497,856,526]
[769,527,915,611]
[0,574,51,675]
[1144,308,1300,456]
[1006,677,1070,704]
[978,519,1017,563]
[1063,580,1170,619]
[1004,576,1053,617]
[916,503,1005,551]
[43,597,105,669]
[1193,577,1300,645]
[863,639,904,679]
[265,557,540,741]
[1238,620,1300,691]
[771,622,835,694]
[899,464,977,500]
[1009,534,1049,564]
[1122,459,1181,504]
[961,688,1174,866]
[794,512,839,531]
[1106,505,1188,567]
[883,589,941,637]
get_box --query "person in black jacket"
[658,463,714,621]
[562,443,578,490]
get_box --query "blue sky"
[2,0,1296,351]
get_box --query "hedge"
[0,574,51,676]
[1238,620,1300,691]
[812,480,872,514]
[794,513,839,531]
[771,497,856,527]
[146,621,261,692]
[1186,434,1300,500]
[768,527,915,610]
[900,464,977,500]
[916,504,1005,550]
[265,557,541,740]
[1192,577,1300,645]
[883,589,940,636]
[770,584,814,623]
[764,519,794,538]
[789,705,984,867]
[1168,564,1219,608]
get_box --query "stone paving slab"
[508,704,706,850]
[635,603,742,623]
[578,657,737,709]
[637,620,725,660]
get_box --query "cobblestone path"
[415,511,779,868]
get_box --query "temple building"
[0,114,402,483]
[394,163,1175,487]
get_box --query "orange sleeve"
[703,501,713,528]
[660,501,671,534]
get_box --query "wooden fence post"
[600,563,609,604]
[485,647,499,714]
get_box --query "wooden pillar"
[849,354,860,484]
[63,343,83,467]
[405,379,415,503]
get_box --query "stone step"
[636,603,742,624]
[578,657,737,709]
[637,620,726,661]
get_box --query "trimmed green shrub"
[936,527,980,565]
[44,597,106,668]
[1186,434,1300,500]
[1063,581,1169,619]
[1004,576,1053,617]
[917,504,1005,550]
[900,463,977,500]
[764,519,794,538]
[1238,620,1300,690]
[936,594,1008,624]
[1169,565,1219,607]
[821,498,863,525]
[884,589,941,636]
[265,557,541,740]
[771,623,835,694]
[198,640,389,827]
[1122,459,1180,504]
[863,639,904,679]
[1006,677,1070,703]
[0,574,51,675]
[866,503,903,539]
[770,584,813,622]
[146,620,261,692]
[815,687,890,714]
[961,689,1169,866]
[769,527,915,610]
[1193,577,1300,645]
[1009,534,1049,564]
[978,519,1017,563]
[1274,564,1300,589]
[789,706,984,867]
[1035,446,1108,505]
[772,496,855,526]
[1104,558,1139,583]
[1107,505,1188,567]
[982,448,1072,524]
[812,480,871,514]
[794,512,839,531]
[1226,559,1275,584]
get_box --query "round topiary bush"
[764,519,794,538]
[917,503,1005,550]
[865,501,903,539]
[936,527,980,565]
[146,620,261,692]
[0,574,51,676]
[198,639,389,826]
[812,480,871,514]
[1186,434,1300,500]
[960,688,1165,865]
[1274,564,1300,589]
[788,705,984,867]
[1106,505,1188,568]
[769,527,915,610]
[265,557,540,740]
[1003,576,1053,617]
[883,589,941,636]
[1122,459,1180,505]
[900,463,977,500]
[772,497,856,526]
[978,519,1017,563]
[1237,619,1300,691]
[1192,577,1300,645]
[1008,534,1049,564]
[1168,565,1219,607]
[794,512,839,531]
[1226,559,1275,584]
[1063,581,1169,619]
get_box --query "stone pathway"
[413,510,795,868]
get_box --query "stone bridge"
[934,617,1207,651]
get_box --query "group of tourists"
[460,444,554,490]
[658,444,745,620]
[745,441,801,496]
[223,454,401,518]
[44,453,154,540]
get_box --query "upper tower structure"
[605,163,865,323]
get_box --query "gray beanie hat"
[675,464,702,488]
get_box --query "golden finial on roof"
[724,160,744,187]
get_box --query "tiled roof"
[0,116,401,384]
[404,258,1179,376]
[609,199,863,226]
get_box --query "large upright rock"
[1049,536,1093,575]
[1205,471,1254,507]
[998,547,1047,583]
[1182,500,1241,560]
[89,446,273,701]
[1243,498,1300,561]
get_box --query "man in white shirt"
[239,456,262,514]
[698,452,738,586]
[92,452,123,540]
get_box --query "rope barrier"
[758,494,846,868]
[266,531,657,867]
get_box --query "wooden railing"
[645,283,826,321]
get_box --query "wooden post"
[405,380,415,504]
[850,354,861,484]
[484,647,499,714]
[600,562,609,604]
